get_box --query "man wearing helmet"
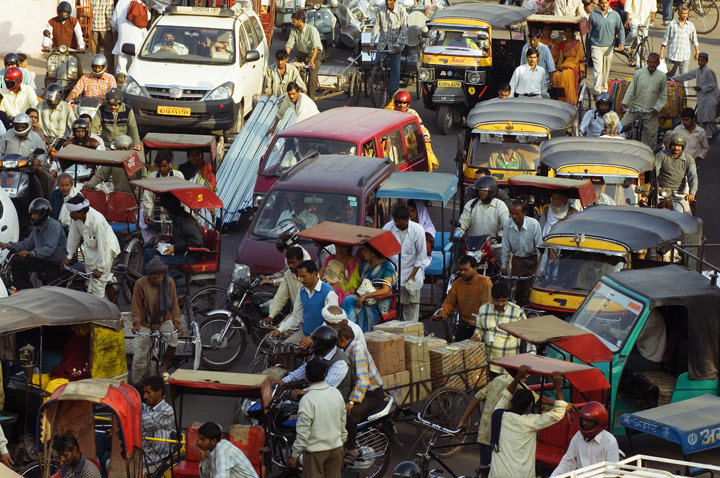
[0,113,47,159]
[42,1,86,52]
[551,402,619,476]
[385,90,439,171]
[0,53,35,90]
[37,83,77,146]
[455,175,509,239]
[63,118,102,150]
[66,55,118,103]
[92,88,142,149]
[580,93,619,137]
[0,68,39,117]
[620,52,667,149]
[0,198,67,290]
[655,132,697,213]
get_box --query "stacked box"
[429,345,464,390]
[382,370,410,405]
[453,339,489,389]
[364,330,405,376]
[409,363,431,402]
[426,335,448,350]
[401,334,430,367]
[374,320,424,336]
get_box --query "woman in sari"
[552,27,584,105]
[320,243,361,304]
[341,243,396,332]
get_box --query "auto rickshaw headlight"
[418,68,434,82]
[465,70,485,85]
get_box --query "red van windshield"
[262,137,357,176]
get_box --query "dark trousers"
[510,255,538,307]
[303,446,343,478]
[662,0,681,20]
[454,320,476,342]
[11,256,61,290]
[296,51,321,100]
[346,387,386,450]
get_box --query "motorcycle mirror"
[121,43,136,56]
[43,29,52,38]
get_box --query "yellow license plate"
[437,80,462,88]
[157,106,191,116]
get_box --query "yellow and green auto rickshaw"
[419,3,532,134]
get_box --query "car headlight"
[123,76,147,97]
[418,68,434,82]
[205,82,234,101]
[465,70,486,85]
[231,264,250,284]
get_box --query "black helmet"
[473,175,498,201]
[669,133,686,148]
[57,1,72,17]
[393,461,421,478]
[45,83,63,107]
[596,92,612,107]
[311,325,338,355]
[29,198,52,226]
[3,53,18,68]
[72,118,89,132]
[105,87,124,106]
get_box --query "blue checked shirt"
[199,439,258,478]
[141,400,175,466]
[662,19,699,62]
[282,346,349,388]
[346,340,383,403]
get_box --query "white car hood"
[128,60,236,91]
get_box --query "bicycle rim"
[188,285,229,321]
[199,315,247,370]
[690,0,719,33]
[370,66,388,108]
[355,427,392,478]
[637,40,649,69]
[420,387,471,458]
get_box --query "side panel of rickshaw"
[91,326,128,379]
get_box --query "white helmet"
[12,113,31,137]
[91,54,108,78]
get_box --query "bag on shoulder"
[127,0,149,29]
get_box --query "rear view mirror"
[121,43,136,56]
[478,32,489,40]
[246,50,260,62]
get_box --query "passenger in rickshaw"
[178,148,217,191]
[580,93,615,136]
[540,24,559,52]
[590,177,617,205]
[141,375,176,474]
[196,422,259,478]
[539,191,578,235]
[521,29,556,84]
[83,136,146,194]
[152,31,189,55]
[62,193,120,298]
[49,325,91,380]
[275,191,319,230]
[141,150,185,243]
[408,199,435,256]
[320,243,361,304]
[0,198,67,289]
[599,112,623,139]
[552,26,584,105]
[341,244,395,332]
[54,431,102,478]
[50,173,80,229]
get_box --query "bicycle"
[686,0,719,34]
[615,23,651,68]
[498,273,544,317]
[413,414,485,478]
[368,49,394,108]
[621,107,653,143]
[132,329,179,378]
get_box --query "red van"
[252,107,430,207]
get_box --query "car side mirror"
[246,50,260,62]
[121,43,136,56]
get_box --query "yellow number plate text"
[437,80,462,88]
[157,106,191,116]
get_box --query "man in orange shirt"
[433,255,492,341]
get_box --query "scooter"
[0,151,45,236]
[43,45,83,96]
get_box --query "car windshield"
[263,137,357,176]
[139,26,235,65]
[570,281,645,352]
[471,133,543,170]
[252,190,360,238]
[536,248,626,292]
[426,27,490,56]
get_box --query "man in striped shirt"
[141,376,176,474]
[90,0,116,74]
[66,55,117,103]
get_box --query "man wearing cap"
[671,53,720,138]
[322,305,366,349]
[131,256,183,383]
[61,193,120,297]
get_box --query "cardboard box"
[425,335,448,350]
[374,320,424,336]
[402,334,430,366]
[429,345,465,390]
[409,363,431,402]
[383,370,410,406]
[364,330,405,376]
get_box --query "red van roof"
[276,107,416,142]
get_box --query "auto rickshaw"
[419,3,532,134]
[457,98,578,197]
[530,206,704,316]
[538,137,656,207]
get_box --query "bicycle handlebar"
[624,107,654,114]
[133,330,179,337]
[63,265,94,279]
[414,413,462,436]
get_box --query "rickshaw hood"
[540,137,655,175]
[55,145,143,178]
[466,98,578,132]
[429,3,532,29]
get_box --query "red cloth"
[50,330,90,380]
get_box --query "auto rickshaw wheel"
[437,105,455,135]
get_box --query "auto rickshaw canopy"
[507,174,597,207]
[376,171,457,205]
[527,14,590,35]
[466,98,578,135]
[428,3,533,29]
[602,265,720,381]
[54,145,143,178]
[131,177,223,209]
[298,222,401,259]
[0,287,121,333]
[540,137,655,176]
[543,206,703,254]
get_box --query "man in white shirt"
[509,48,547,98]
[624,0,656,50]
[672,108,709,164]
[151,32,189,55]
[383,204,426,321]
[551,402,619,476]
[455,176,509,239]
[626,310,667,371]
[267,82,319,136]
[0,68,38,117]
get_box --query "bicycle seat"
[365,396,394,422]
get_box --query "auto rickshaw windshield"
[426,27,490,56]
[570,281,645,352]
[471,133,542,170]
[590,176,639,206]
[263,137,357,176]
[536,248,625,291]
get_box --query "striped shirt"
[373,4,408,51]
[346,339,383,403]
[142,400,175,466]
[474,301,533,373]
[199,439,258,478]
[661,19,699,62]
[66,73,117,102]
[91,0,115,31]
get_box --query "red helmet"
[4,67,22,92]
[579,401,608,440]
[393,90,412,111]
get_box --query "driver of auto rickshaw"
[488,136,534,170]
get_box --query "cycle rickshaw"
[141,133,224,177]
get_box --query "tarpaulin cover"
[131,177,223,209]
[376,171,457,205]
[55,145,142,177]
[507,175,597,207]
[299,222,401,258]
[0,287,121,333]
[621,394,720,454]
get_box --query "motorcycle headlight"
[204,82,234,101]
[67,56,79,79]
[231,264,250,284]
[123,76,147,97]
[465,70,486,85]
[47,55,59,74]
[418,68,434,82]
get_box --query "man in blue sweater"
[588,0,625,95]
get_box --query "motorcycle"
[0,151,45,236]
[239,387,395,478]
[43,45,82,96]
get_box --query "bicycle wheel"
[419,387,472,458]
[689,0,719,33]
[119,237,143,303]
[348,69,362,106]
[636,38,649,69]
[20,460,61,478]
[188,285,229,321]
[577,82,592,120]
[199,313,247,370]
[355,426,392,478]
[370,65,388,108]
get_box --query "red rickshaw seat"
[174,423,201,478]
[181,228,220,274]
[536,409,580,468]
[83,189,107,215]
[228,425,265,476]
[106,192,138,223]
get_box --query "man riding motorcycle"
[91,88,141,149]
[655,133,698,213]
[38,83,77,148]
[580,93,616,137]
[0,68,39,117]
[0,53,34,90]
[0,113,47,158]
[63,118,102,150]
[66,55,117,103]
[454,176,509,239]
[42,1,86,52]
[385,90,438,171]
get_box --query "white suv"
[121,5,268,134]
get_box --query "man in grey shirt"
[655,132,697,213]
[285,10,323,99]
